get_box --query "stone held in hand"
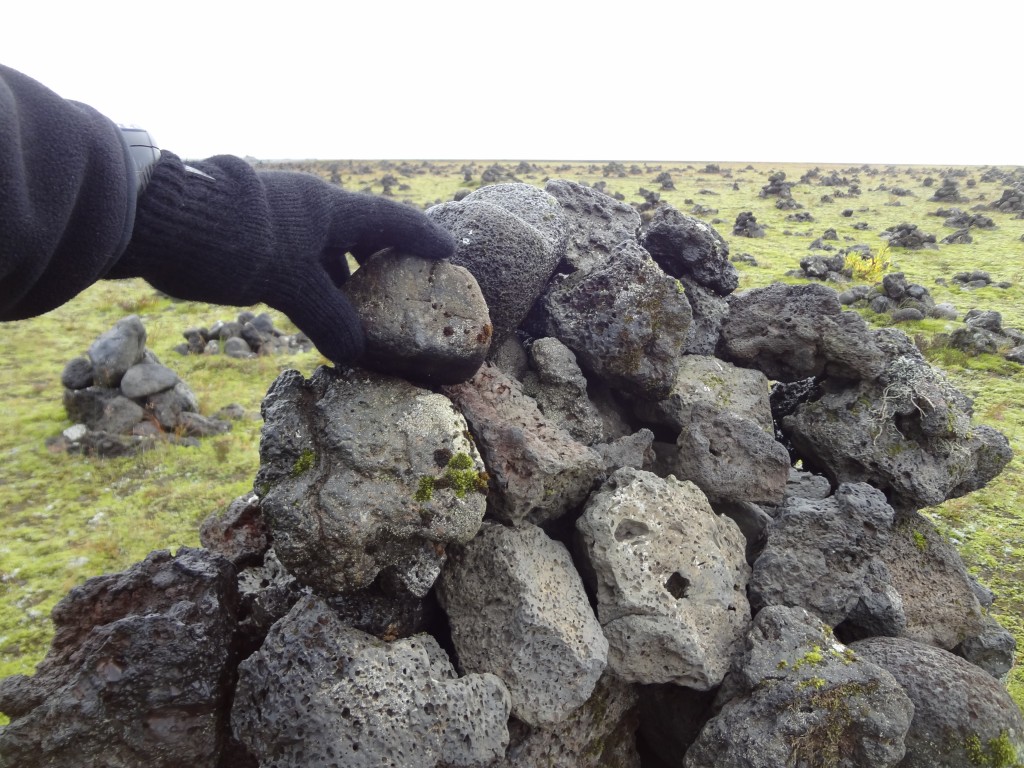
[345,248,493,385]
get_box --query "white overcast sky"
[2,1,1019,166]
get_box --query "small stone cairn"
[52,315,233,456]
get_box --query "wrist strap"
[119,125,160,194]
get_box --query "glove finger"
[335,194,455,263]
[265,267,366,366]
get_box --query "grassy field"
[1,159,1021,711]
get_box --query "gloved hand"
[110,152,454,365]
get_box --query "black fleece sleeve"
[0,64,135,320]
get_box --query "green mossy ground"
[2,160,1021,717]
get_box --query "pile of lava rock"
[51,315,235,456]
[176,310,315,358]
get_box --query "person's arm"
[0,64,455,365]
[0,64,135,319]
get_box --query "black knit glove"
[110,152,454,365]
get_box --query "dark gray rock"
[87,315,146,388]
[685,606,913,768]
[640,205,738,296]
[438,522,607,726]
[882,222,937,249]
[0,548,239,768]
[231,595,511,768]
[199,493,268,567]
[521,337,604,445]
[752,479,1011,667]
[62,387,145,434]
[950,323,1004,354]
[750,483,901,629]
[678,277,730,356]
[147,381,200,430]
[427,197,561,346]
[850,636,1024,768]
[177,411,232,437]
[442,364,604,526]
[544,179,641,273]
[222,336,254,359]
[60,356,93,390]
[576,468,750,688]
[256,366,487,596]
[498,676,640,768]
[346,250,492,384]
[462,182,569,257]
[119,362,180,399]
[780,331,1012,510]
[965,308,1004,333]
[718,283,885,383]
[732,211,765,238]
[799,253,847,280]
[539,240,693,400]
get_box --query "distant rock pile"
[929,177,966,202]
[176,310,314,358]
[837,272,952,322]
[881,222,938,249]
[50,315,233,457]
[948,309,1024,360]
[2,182,1020,767]
[949,269,1013,289]
[732,210,765,238]
[988,184,1024,215]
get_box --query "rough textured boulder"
[520,336,604,445]
[438,522,607,726]
[718,283,885,382]
[427,197,561,346]
[539,240,693,400]
[498,676,640,768]
[462,182,569,257]
[199,493,269,567]
[678,277,730,356]
[543,178,641,272]
[231,594,511,768]
[576,468,750,688]
[668,403,791,505]
[686,606,914,768]
[256,366,488,596]
[442,364,604,526]
[780,329,1012,510]
[0,548,239,768]
[751,483,900,629]
[640,204,739,295]
[345,250,492,384]
[850,636,1024,768]
[633,356,790,504]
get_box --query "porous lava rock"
[639,204,738,296]
[718,282,885,383]
[256,366,488,597]
[231,594,512,768]
[576,468,750,688]
[850,636,1024,768]
[437,522,607,726]
[685,606,914,768]
[0,548,239,768]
